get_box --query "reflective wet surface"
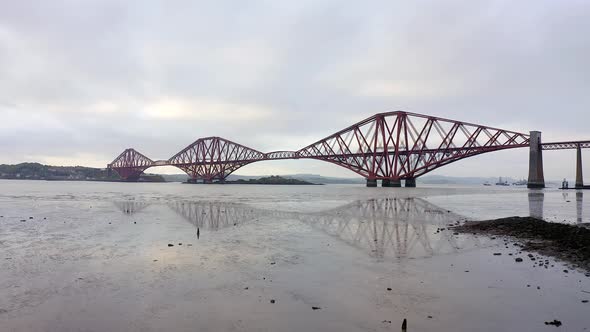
[0,181,589,331]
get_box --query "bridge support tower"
[405,178,416,187]
[366,178,377,187]
[382,179,401,187]
[576,144,584,189]
[527,131,545,189]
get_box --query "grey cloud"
[0,0,588,179]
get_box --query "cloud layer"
[1,0,589,179]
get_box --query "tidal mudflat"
[0,180,588,331]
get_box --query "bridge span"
[107,111,589,188]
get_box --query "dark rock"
[544,319,562,327]
[402,318,407,330]
[427,315,433,319]
[493,253,502,256]
[29,217,33,219]
[387,288,392,291]
[178,243,182,245]
[270,262,276,265]
[168,244,174,247]
[244,287,249,290]
[453,232,459,235]
[515,257,523,262]
[312,306,321,310]
[563,270,569,273]
[382,320,392,324]
[134,222,136,224]
[582,300,588,303]
[270,299,275,304]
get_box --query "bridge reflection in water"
[114,198,489,259]
[529,191,585,224]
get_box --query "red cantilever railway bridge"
[107,111,589,188]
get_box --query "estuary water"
[0,180,588,331]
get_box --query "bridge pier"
[404,178,416,187]
[366,178,377,187]
[576,144,584,189]
[527,131,545,188]
[382,179,401,187]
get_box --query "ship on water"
[495,177,510,186]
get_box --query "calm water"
[0,180,588,331]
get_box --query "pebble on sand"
[544,319,562,327]
[515,257,523,262]
[168,244,174,247]
[270,299,276,304]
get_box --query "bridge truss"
[107,111,550,183]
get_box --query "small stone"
[178,243,182,245]
[29,217,33,219]
[244,287,249,290]
[453,232,459,235]
[270,262,276,265]
[427,315,433,319]
[515,258,523,262]
[493,253,502,256]
[270,299,275,304]
[387,288,392,291]
[544,319,562,327]
[312,306,321,310]
[582,300,588,303]
[153,259,158,262]
[527,284,531,287]
[168,244,174,247]
[402,318,407,330]
[563,270,569,273]
[382,320,392,324]
[464,270,469,273]
[537,286,541,290]
[134,222,136,224]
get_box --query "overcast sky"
[0,0,588,180]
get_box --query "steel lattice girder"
[108,148,154,179]
[106,111,590,181]
[296,111,530,179]
[541,141,590,150]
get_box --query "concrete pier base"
[576,144,584,189]
[382,179,401,187]
[405,178,416,187]
[366,179,377,187]
[527,131,545,188]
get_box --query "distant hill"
[0,163,165,182]
[226,175,319,185]
[161,173,364,184]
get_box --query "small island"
[224,175,320,185]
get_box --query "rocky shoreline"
[454,217,590,271]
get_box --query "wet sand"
[0,183,589,331]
